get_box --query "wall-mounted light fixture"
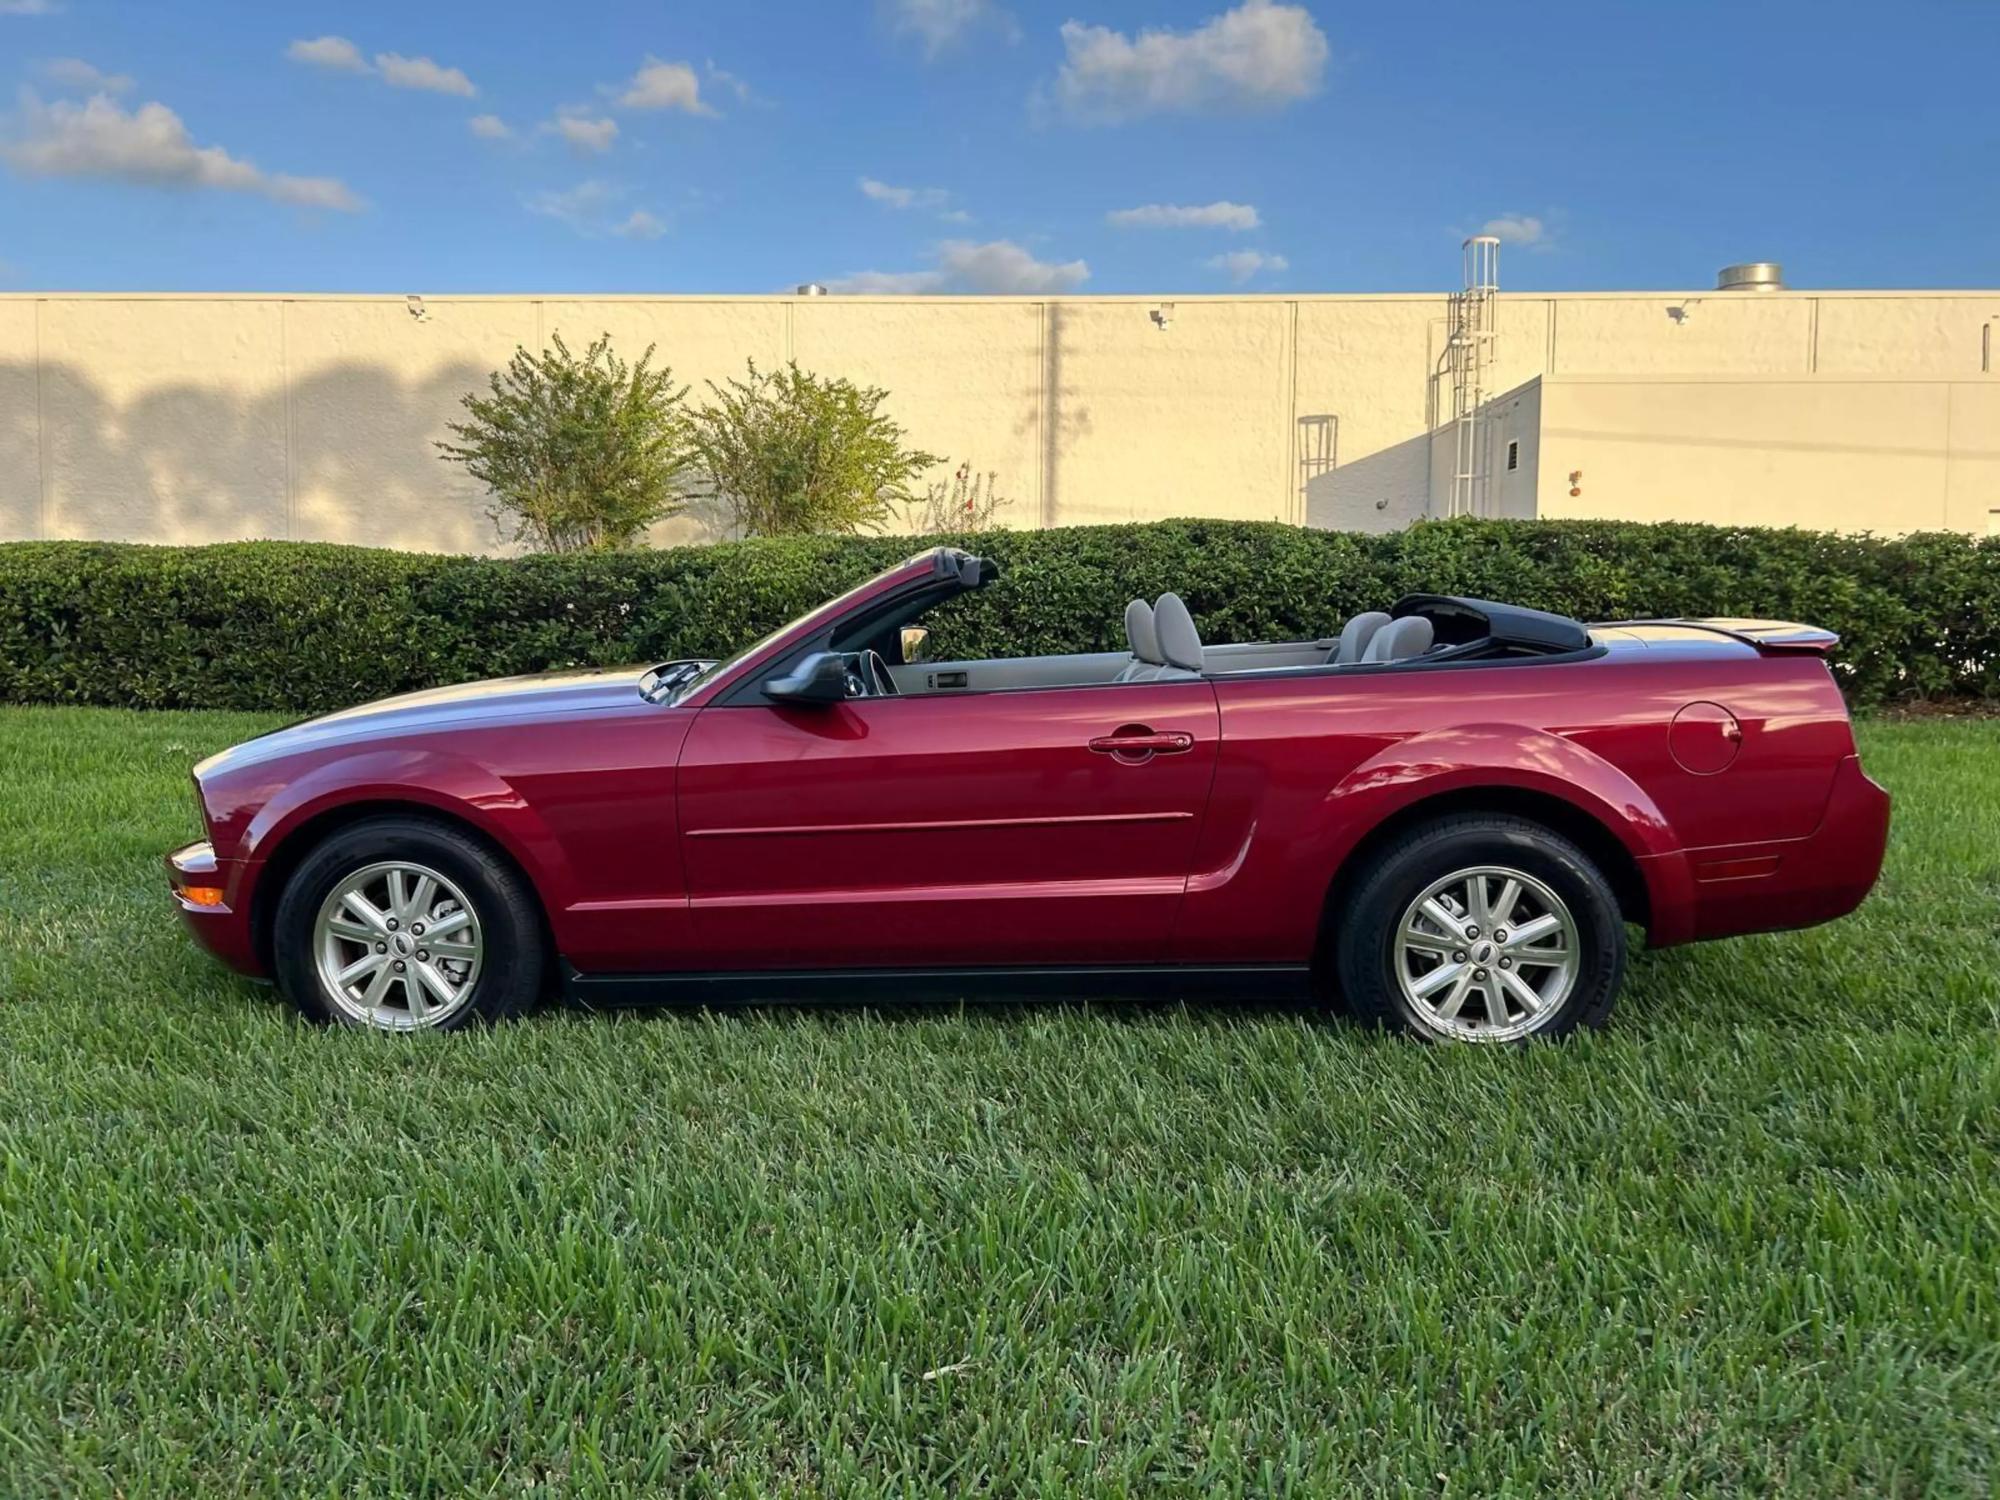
[1569,469,1584,498]
[1150,302,1174,332]
[406,295,430,324]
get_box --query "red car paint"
[167,552,1889,990]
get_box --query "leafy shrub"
[437,333,694,552]
[2,519,1996,713]
[691,361,941,537]
[906,463,1015,535]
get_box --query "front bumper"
[166,841,265,976]
[1642,754,1891,946]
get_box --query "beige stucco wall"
[0,289,1995,551]
[1534,376,1998,534]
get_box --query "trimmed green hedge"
[2,519,1996,712]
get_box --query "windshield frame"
[668,550,970,708]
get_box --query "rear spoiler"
[1595,617,1841,656]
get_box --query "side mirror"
[899,625,932,665]
[763,650,852,706]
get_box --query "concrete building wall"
[1533,377,1997,534]
[0,289,1995,552]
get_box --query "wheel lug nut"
[1473,968,1488,981]
[1452,950,1467,963]
[412,923,424,935]
[375,942,387,954]
[1494,929,1508,943]
[386,918,399,931]
[392,960,406,973]
[1465,925,1480,939]
[1499,957,1512,969]
[416,950,428,961]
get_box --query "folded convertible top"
[1389,594,1593,654]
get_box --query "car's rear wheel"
[1335,814,1625,1042]
[272,816,545,1031]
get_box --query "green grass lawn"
[0,708,1995,1497]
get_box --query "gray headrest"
[1335,611,1392,664]
[1363,616,1435,663]
[1153,592,1204,671]
[1124,598,1162,664]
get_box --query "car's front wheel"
[1335,813,1626,1042]
[272,815,546,1031]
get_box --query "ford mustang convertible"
[167,547,1889,1043]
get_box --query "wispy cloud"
[0,1,62,14]
[527,180,664,240]
[1107,200,1259,231]
[612,57,717,115]
[287,36,367,72]
[881,0,1019,59]
[1478,213,1552,250]
[41,59,134,94]
[374,53,475,97]
[858,177,967,223]
[2,90,361,210]
[1205,248,1288,283]
[468,114,513,140]
[614,209,666,240]
[828,238,1088,294]
[543,112,619,154]
[1050,0,1328,124]
[286,37,477,96]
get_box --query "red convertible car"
[167,547,1889,1043]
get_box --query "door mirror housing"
[763,651,851,706]
[899,625,932,665]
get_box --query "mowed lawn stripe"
[0,708,1995,1496]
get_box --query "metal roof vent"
[1716,262,1784,292]
[796,282,828,296]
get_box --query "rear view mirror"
[763,651,851,706]
[899,625,932,665]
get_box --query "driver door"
[674,678,1221,970]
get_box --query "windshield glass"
[668,558,925,705]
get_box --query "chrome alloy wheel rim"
[312,861,484,1031]
[1393,865,1579,1042]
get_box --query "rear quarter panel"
[1177,649,1856,962]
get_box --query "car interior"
[861,591,1594,699]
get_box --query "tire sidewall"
[272,819,544,1030]
[1340,819,1626,1042]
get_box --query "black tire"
[272,815,547,1031]
[1334,813,1625,1043]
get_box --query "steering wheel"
[863,649,900,697]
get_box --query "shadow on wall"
[0,358,511,553]
[1302,424,1432,533]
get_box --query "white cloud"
[42,59,134,94]
[1052,0,1328,123]
[374,53,476,97]
[882,0,1018,58]
[1479,213,1550,249]
[0,1,61,13]
[1205,249,1288,283]
[528,181,663,241]
[704,60,757,105]
[829,238,1088,295]
[287,36,367,72]
[614,209,666,240]
[1107,200,1259,231]
[614,57,716,115]
[468,113,512,140]
[859,176,952,210]
[545,113,619,154]
[2,90,362,210]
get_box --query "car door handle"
[1089,729,1194,759]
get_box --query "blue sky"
[1,0,1995,295]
